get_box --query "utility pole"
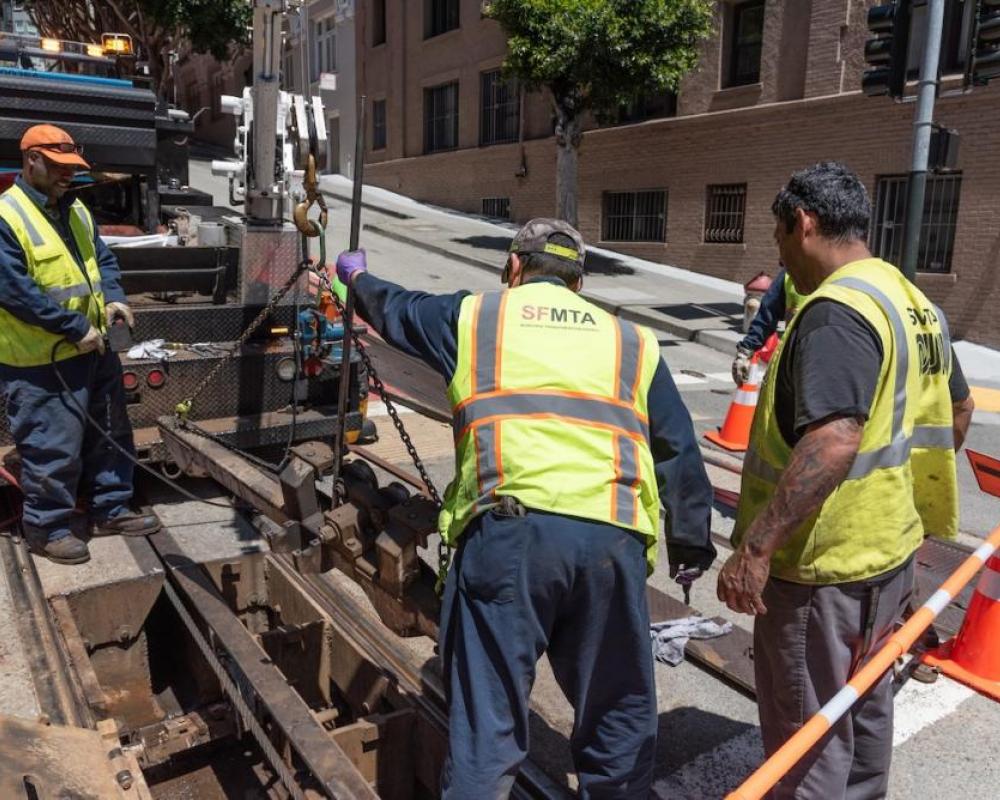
[901,0,945,282]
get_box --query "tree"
[487,0,714,227]
[24,0,250,103]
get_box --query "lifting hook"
[293,153,328,238]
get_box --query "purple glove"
[336,249,367,285]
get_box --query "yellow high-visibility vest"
[0,184,105,366]
[734,258,957,584]
[783,271,807,322]
[440,281,663,570]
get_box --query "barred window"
[372,99,387,151]
[425,0,459,38]
[424,82,459,153]
[482,197,511,220]
[480,70,519,146]
[704,184,747,243]
[871,174,962,274]
[602,190,667,243]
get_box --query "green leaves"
[142,0,251,61]
[487,0,714,113]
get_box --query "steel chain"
[175,260,312,418]
[315,268,453,592]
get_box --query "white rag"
[127,339,177,361]
[650,616,733,666]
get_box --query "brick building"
[355,0,1000,347]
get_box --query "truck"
[0,27,372,469]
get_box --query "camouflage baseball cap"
[508,218,586,265]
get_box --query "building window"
[908,0,975,76]
[373,0,387,46]
[616,90,677,125]
[871,174,962,274]
[425,0,459,39]
[424,82,459,153]
[480,70,519,146]
[282,46,296,91]
[704,184,747,243]
[602,190,667,243]
[482,197,511,220]
[727,0,765,87]
[312,16,336,81]
[372,99,387,151]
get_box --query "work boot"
[91,510,162,538]
[25,531,90,565]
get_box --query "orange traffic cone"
[705,354,764,452]
[923,553,1000,701]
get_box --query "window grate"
[871,173,962,274]
[423,82,459,153]
[372,99,387,150]
[480,70,519,146]
[728,0,764,87]
[482,197,511,220]
[704,184,747,243]
[426,0,460,38]
[602,190,667,242]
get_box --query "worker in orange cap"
[0,124,160,565]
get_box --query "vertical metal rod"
[901,0,945,282]
[331,95,366,505]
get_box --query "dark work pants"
[438,508,657,800]
[0,351,135,542]
[754,556,915,800]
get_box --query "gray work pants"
[754,556,915,800]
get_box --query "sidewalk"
[320,175,748,356]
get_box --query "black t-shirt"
[774,300,969,447]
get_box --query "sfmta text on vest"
[521,305,597,325]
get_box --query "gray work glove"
[76,325,106,355]
[731,346,753,386]
[105,301,134,328]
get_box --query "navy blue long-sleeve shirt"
[352,271,716,565]
[738,267,786,353]
[0,176,126,342]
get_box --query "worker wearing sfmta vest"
[335,218,715,799]
[717,163,973,799]
[0,125,160,567]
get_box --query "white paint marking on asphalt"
[892,675,975,747]
[366,401,413,417]
[650,675,973,798]
[707,371,736,383]
[671,373,706,386]
[651,728,764,800]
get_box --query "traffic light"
[862,1,912,98]
[967,0,1000,86]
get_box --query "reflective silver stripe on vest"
[47,279,101,304]
[473,421,500,511]
[71,202,94,239]
[475,292,503,393]
[0,194,45,247]
[912,425,953,448]
[614,434,640,526]
[455,392,649,441]
[617,322,642,403]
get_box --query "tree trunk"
[553,101,582,228]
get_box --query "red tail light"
[122,371,138,391]
[146,369,166,388]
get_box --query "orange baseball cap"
[20,124,90,169]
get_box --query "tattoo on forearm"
[744,416,863,557]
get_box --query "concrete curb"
[364,222,741,357]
